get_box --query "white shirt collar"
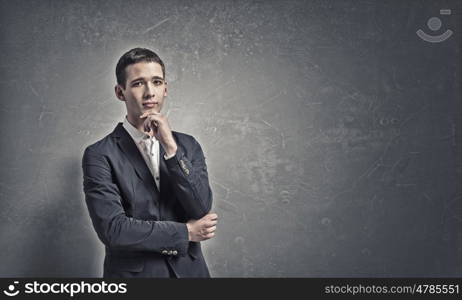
[122,116,154,144]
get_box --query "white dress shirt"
[123,117,175,191]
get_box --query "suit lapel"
[112,123,159,194]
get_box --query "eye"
[132,81,143,87]
[153,79,164,86]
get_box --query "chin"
[143,107,161,113]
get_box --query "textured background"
[0,0,461,277]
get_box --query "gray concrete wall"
[0,0,461,277]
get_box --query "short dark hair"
[115,47,166,88]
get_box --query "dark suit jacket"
[82,122,213,278]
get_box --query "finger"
[207,213,218,220]
[143,119,151,132]
[204,232,215,239]
[152,118,158,127]
[146,117,159,131]
[147,115,161,128]
[143,119,148,131]
[205,220,217,227]
[140,111,161,119]
[207,226,216,233]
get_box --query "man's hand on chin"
[139,110,177,157]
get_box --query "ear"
[163,81,168,97]
[115,85,125,101]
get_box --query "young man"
[82,48,217,278]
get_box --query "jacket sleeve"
[82,147,189,255]
[163,137,213,220]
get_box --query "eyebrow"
[129,76,164,83]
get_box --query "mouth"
[142,102,158,108]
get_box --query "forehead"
[125,61,163,80]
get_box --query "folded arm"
[163,137,213,220]
[82,147,189,255]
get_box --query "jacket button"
[172,250,178,256]
[161,250,168,255]
[167,250,173,255]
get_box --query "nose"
[144,81,155,99]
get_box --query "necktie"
[140,137,160,190]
